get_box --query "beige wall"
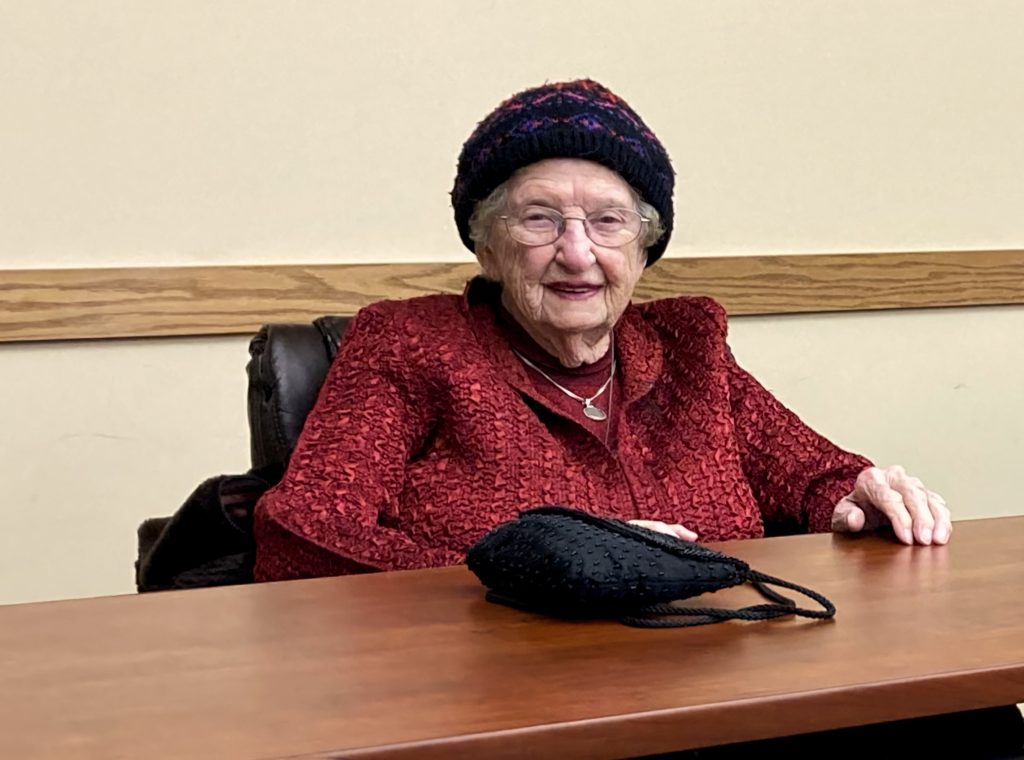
[4,0,1024,266]
[2,1,1023,603]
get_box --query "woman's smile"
[545,281,603,300]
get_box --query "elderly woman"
[253,79,952,582]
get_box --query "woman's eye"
[519,210,558,227]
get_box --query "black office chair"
[246,316,351,474]
[135,316,351,592]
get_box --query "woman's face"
[478,158,648,339]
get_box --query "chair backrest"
[246,316,351,475]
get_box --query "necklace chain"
[512,349,616,419]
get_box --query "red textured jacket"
[254,280,871,582]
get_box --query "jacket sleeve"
[253,305,464,582]
[726,351,873,534]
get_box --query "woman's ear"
[475,242,501,281]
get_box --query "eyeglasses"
[500,206,649,248]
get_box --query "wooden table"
[2,517,1023,760]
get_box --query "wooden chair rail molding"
[1,249,1022,343]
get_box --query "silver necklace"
[513,349,616,421]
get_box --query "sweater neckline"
[493,301,614,380]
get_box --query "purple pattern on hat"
[452,79,675,266]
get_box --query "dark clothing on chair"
[135,466,278,592]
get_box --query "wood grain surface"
[2,249,1022,343]
[1,517,1022,760]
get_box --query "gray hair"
[467,176,665,252]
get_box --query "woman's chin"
[544,311,608,335]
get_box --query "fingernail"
[902,527,914,544]
[921,528,932,544]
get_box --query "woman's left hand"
[628,519,699,542]
[832,465,952,545]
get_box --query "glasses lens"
[585,208,642,245]
[507,207,562,245]
[505,207,645,247]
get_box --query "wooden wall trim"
[2,250,1022,343]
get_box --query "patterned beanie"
[452,79,674,266]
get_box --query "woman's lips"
[546,282,603,300]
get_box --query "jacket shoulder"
[342,293,466,346]
[353,293,464,328]
[636,295,728,339]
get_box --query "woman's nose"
[555,218,595,271]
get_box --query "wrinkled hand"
[628,519,698,542]
[832,465,951,545]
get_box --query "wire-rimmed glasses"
[500,207,649,247]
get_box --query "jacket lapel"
[614,304,664,407]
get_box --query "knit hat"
[452,79,674,266]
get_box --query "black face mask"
[466,506,836,628]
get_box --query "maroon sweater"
[254,280,871,582]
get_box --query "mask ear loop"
[622,570,837,628]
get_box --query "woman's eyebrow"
[516,196,559,207]
[515,195,632,209]
[587,195,632,208]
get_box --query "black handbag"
[466,506,836,628]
